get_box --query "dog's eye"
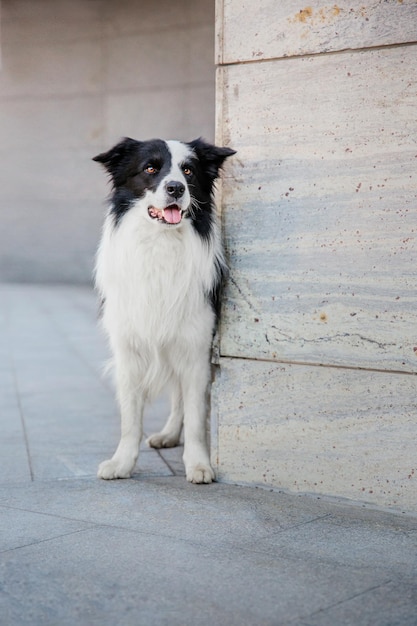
[183,167,192,176]
[145,165,158,175]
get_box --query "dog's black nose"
[166,181,185,199]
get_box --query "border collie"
[93,137,235,483]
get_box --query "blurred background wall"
[0,0,215,283]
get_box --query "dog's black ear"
[93,137,140,185]
[188,138,236,181]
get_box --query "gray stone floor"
[0,283,416,626]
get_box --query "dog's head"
[93,138,235,230]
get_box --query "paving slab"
[0,524,391,626]
[1,477,417,626]
[0,283,416,626]
[299,581,417,626]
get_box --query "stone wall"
[213,0,417,513]
[0,0,215,283]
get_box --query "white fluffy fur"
[95,141,224,483]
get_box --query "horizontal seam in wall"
[217,353,417,377]
[1,21,213,42]
[0,81,215,104]
[216,40,417,69]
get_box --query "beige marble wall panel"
[217,0,417,63]
[218,46,417,373]
[212,357,417,513]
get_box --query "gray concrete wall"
[0,0,215,284]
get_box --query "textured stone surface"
[214,0,417,510]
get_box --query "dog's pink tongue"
[164,207,181,224]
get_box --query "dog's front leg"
[181,363,215,484]
[98,352,144,480]
[146,378,183,449]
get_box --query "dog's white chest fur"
[96,207,216,348]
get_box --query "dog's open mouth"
[148,204,182,225]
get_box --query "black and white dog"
[93,137,235,483]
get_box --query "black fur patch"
[186,138,236,241]
[93,138,172,226]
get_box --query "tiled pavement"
[0,284,416,625]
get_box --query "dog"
[93,137,235,483]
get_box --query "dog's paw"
[146,432,180,449]
[97,458,133,480]
[186,463,215,484]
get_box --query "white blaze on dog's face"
[145,140,193,227]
